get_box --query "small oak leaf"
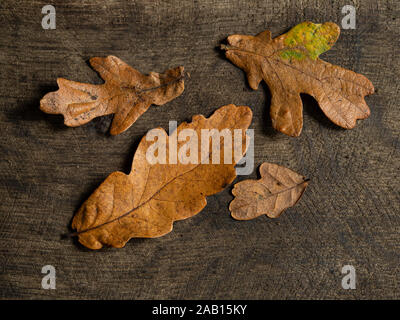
[229,162,309,219]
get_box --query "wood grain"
[0,0,399,299]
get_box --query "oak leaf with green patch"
[222,22,374,137]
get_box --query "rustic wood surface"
[0,0,399,299]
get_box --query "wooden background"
[0,0,399,299]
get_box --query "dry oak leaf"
[40,55,184,135]
[229,163,309,220]
[71,104,252,249]
[221,21,374,137]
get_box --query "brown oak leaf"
[40,55,184,135]
[71,104,252,249]
[222,21,374,137]
[229,163,309,219]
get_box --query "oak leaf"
[71,104,252,249]
[40,55,184,135]
[222,22,374,137]
[229,163,309,219]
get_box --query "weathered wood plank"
[0,0,398,299]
